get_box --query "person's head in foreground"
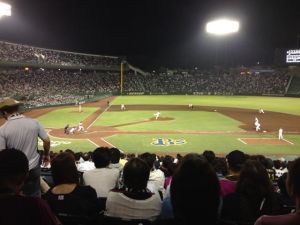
[51,152,79,185]
[171,153,220,224]
[123,157,150,192]
[0,148,28,194]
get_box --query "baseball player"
[254,118,259,128]
[255,122,261,131]
[78,121,84,132]
[278,128,283,140]
[154,111,160,120]
[188,103,193,109]
[64,124,70,134]
[69,127,76,134]
[121,104,126,111]
[259,108,265,114]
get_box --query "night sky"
[0,0,299,69]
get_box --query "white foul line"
[87,104,111,130]
[100,137,116,148]
[283,139,294,145]
[238,138,247,145]
[87,139,99,147]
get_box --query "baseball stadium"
[1,1,300,225]
[0,40,300,159]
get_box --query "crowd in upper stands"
[0,68,290,108]
[0,69,120,107]
[0,41,290,107]
[124,71,289,95]
[0,41,120,67]
[1,146,300,225]
[0,40,292,108]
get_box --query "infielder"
[121,104,126,111]
[278,128,283,140]
[259,108,265,114]
[154,111,160,120]
[255,122,261,131]
[78,121,84,132]
[69,127,76,134]
[254,118,259,127]
[188,103,193,109]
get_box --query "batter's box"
[238,138,294,145]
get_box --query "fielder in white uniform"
[154,112,160,120]
[78,121,84,132]
[69,127,76,134]
[255,122,261,131]
[278,128,283,140]
[121,104,126,111]
[259,108,265,114]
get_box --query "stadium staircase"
[128,63,147,76]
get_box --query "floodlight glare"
[206,19,239,35]
[0,2,11,18]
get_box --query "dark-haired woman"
[105,157,162,221]
[221,160,283,224]
[44,152,99,223]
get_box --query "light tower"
[206,18,240,66]
[0,1,11,18]
[206,18,239,36]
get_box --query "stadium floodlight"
[0,2,11,18]
[206,19,239,35]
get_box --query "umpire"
[0,98,51,197]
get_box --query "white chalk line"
[87,104,111,130]
[283,138,294,145]
[238,138,247,145]
[100,137,116,148]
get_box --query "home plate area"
[238,138,294,145]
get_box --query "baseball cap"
[0,98,23,110]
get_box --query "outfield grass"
[94,111,243,131]
[38,136,97,152]
[112,96,300,116]
[38,107,98,128]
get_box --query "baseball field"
[12,95,300,159]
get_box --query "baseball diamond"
[2,95,299,158]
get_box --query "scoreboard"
[286,49,300,63]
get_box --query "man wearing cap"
[0,98,51,197]
[219,150,247,196]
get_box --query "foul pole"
[120,62,124,95]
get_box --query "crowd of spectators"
[0,41,120,67]
[124,71,290,95]
[0,41,291,108]
[0,67,290,108]
[1,146,299,225]
[0,69,120,107]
